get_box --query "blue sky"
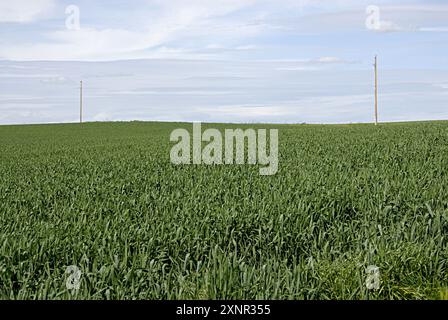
[0,0,447,124]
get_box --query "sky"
[0,0,447,124]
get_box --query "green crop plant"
[0,121,446,300]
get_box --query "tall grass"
[0,121,446,299]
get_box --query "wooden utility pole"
[374,55,378,125]
[80,80,83,124]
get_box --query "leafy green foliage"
[0,121,447,299]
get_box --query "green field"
[0,121,447,300]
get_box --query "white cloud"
[2,0,447,61]
[0,0,260,61]
[235,45,257,50]
[366,4,448,33]
[0,0,54,23]
[3,27,171,60]
[419,27,448,33]
[275,56,355,71]
[2,58,448,125]
[197,105,291,118]
[314,56,354,64]
[373,20,405,33]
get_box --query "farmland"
[0,121,447,299]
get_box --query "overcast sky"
[0,0,447,124]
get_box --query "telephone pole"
[80,80,83,124]
[374,55,378,125]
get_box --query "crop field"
[0,121,447,300]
